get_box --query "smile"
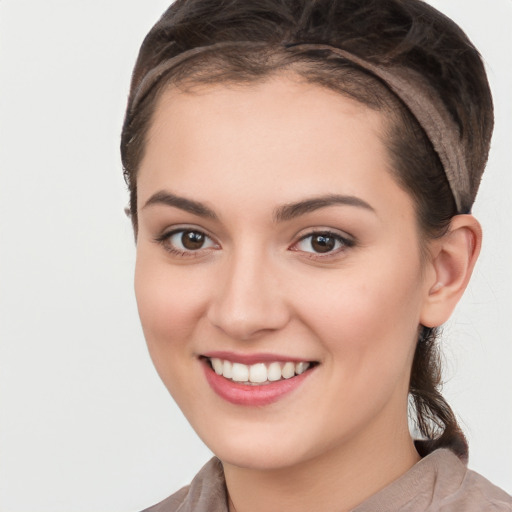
[208,357,312,385]
[201,355,318,406]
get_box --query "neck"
[223,421,420,512]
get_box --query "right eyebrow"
[141,190,218,219]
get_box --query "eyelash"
[154,228,219,258]
[154,228,355,259]
[291,230,355,260]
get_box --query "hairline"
[129,51,436,257]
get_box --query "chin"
[190,416,328,472]
[212,440,309,471]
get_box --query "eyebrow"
[142,190,218,219]
[142,190,374,222]
[273,194,375,222]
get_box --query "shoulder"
[446,465,512,511]
[432,450,512,511]
[354,448,512,512]
[142,485,190,512]
[141,457,228,512]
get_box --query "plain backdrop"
[0,1,510,511]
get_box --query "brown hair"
[121,0,494,457]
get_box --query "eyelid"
[293,226,355,244]
[290,228,355,258]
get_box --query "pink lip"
[201,358,315,406]
[202,350,311,365]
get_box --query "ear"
[420,214,482,328]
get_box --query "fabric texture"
[143,449,512,511]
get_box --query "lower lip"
[202,360,314,406]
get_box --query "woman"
[120,0,512,510]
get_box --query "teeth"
[249,363,267,383]
[267,362,282,382]
[208,358,312,384]
[295,362,309,375]
[282,362,295,379]
[232,362,249,382]
[223,360,233,379]
[211,358,223,375]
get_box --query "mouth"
[199,351,319,405]
[203,356,317,386]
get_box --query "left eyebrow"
[273,194,375,223]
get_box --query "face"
[135,76,433,471]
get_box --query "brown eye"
[310,234,336,253]
[160,229,218,255]
[294,231,352,255]
[181,230,205,250]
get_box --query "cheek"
[294,254,424,364]
[133,254,214,407]
[134,253,207,353]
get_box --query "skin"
[134,76,481,512]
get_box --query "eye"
[293,231,353,255]
[156,228,218,255]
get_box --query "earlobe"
[420,215,482,328]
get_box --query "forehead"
[143,76,388,168]
[152,74,385,129]
[138,75,411,218]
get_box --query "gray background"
[0,1,510,510]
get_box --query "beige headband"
[131,41,468,212]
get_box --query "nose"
[206,249,291,341]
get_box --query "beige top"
[144,449,512,511]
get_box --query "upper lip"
[201,351,316,365]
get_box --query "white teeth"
[222,360,233,379]
[232,362,249,382]
[267,362,282,382]
[211,358,223,375]
[295,362,310,375]
[209,358,313,384]
[249,363,267,383]
[282,361,295,379]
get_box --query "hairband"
[130,41,469,212]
